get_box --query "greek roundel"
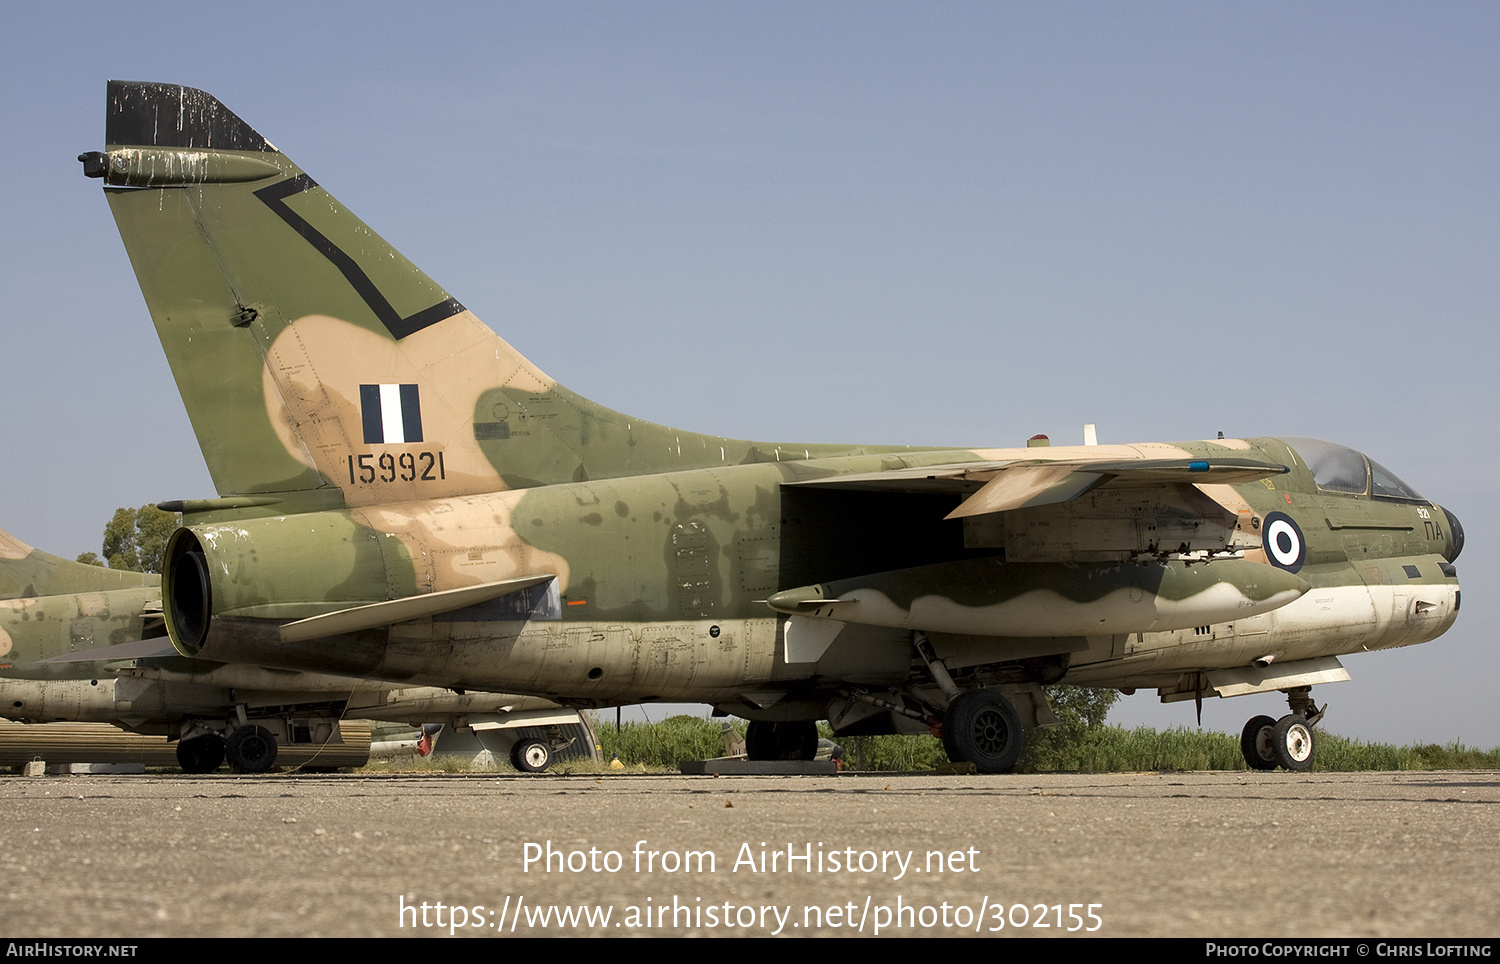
[1262,511,1306,573]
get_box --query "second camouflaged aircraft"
[0,527,594,772]
[79,82,1463,772]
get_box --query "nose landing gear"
[1239,687,1322,772]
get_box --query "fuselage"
[166,435,1461,711]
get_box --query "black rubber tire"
[745,721,818,761]
[942,690,1024,773]
[175,734,225,774]
[225,725,278,773]
[510,738,551,772]
[1272,715,1315,772]
[1240,715,1279,771]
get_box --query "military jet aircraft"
[0,526,592,772]
[77,81,1464,774]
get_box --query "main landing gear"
[745,721,819,761]
[510,738,551,772]
[225,725,279,773]
[508,725,587,772]
[176,733,226,773]
[174,722,281,774]
[942,690,1025,774]
[909,630,1027,773]
[1240,687,1322,772]
[913,632,1026,773]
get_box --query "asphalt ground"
[2,770,1496,939]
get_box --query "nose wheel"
[1240,689,1321,772]
[1240,715,1279,771]
[1271,715,1315,771]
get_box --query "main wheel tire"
[225,725,278,773]
[1240,715,1279,771]
[744,721,818,761]
[942,690,1024,773]
[745,721,773,760]
[176,734,225,774]
[510,738,551,772]
[1272,715,1315,771]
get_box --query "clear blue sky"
[2,2,1495,745]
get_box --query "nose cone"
[1440,505,1464,562]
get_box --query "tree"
[1017,685,1122,771]
[99,505,180,573]
[1046,685,1120,732]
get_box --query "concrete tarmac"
[2,769,1496,938]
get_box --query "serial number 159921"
[347,451,446,484]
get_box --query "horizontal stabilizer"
[279,575,555,643]
[0,526,159,599]
[35,635,177,665]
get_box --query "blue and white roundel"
[1262,512,1306,573]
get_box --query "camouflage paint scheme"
[0,525,160,675]
[0,527,586,772]
[78,82,1464,771]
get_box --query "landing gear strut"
[1239,687,1322,772]
[910,631,1027,773]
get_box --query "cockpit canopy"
[1283,438,1426,503]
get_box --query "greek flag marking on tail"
[360,384,424,444]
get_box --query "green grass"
[357,714,1500,774]
[1021,725,1248,772]
[1306,735,1500,771]
[595,715,743,769]
[356,754,504,773]
[589,715,1500,773]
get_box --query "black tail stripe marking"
[254,174,464,339]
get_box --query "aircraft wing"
[768,453,1301,642]
[787,456,1289,516]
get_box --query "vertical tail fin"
[89,82,479,505]
[86,83,871,509]
[87,82,876,509]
